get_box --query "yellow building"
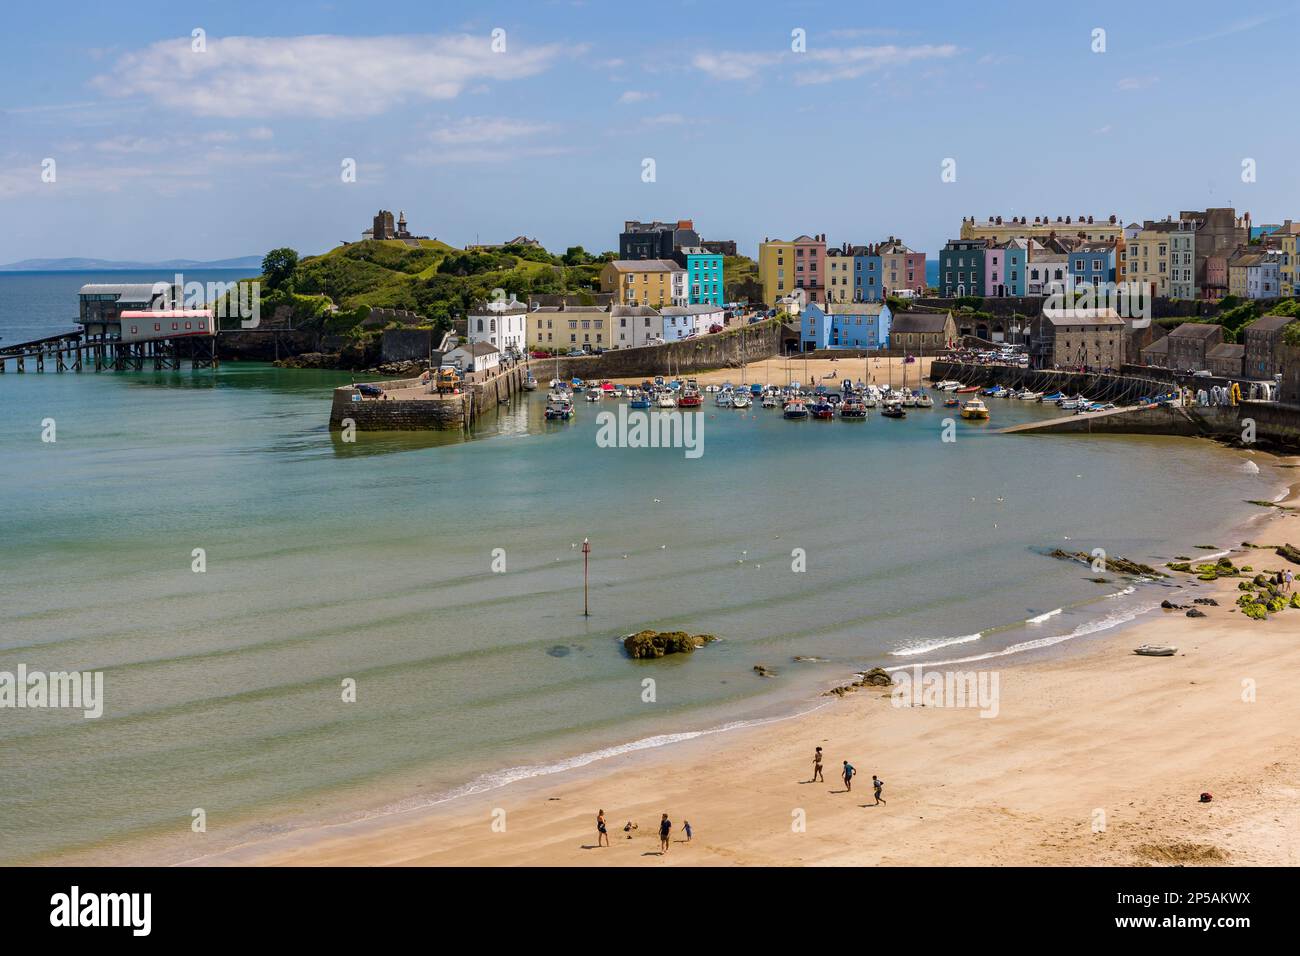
[823,248,855,303]
[961,215,1122,244]
[1127,222,1177,297]
[599,259,685,308]
[758,239,795,306]
[1272,221,1300,295]
[529,305,610,352]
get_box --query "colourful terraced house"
[674,247,725,306]
[799,301,893,351]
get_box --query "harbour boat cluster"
[540,373,947,422]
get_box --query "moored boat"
[731,391,752,409]
[840,398,868,419]
[880,402,906,419]
[960,398,990,420]
[783,399,809,420]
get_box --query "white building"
[1026,253,1069,295]
[1246,252,1283,299]
[443,341,500,374]
[467,295,528,357]
[612,305,662,348]
[658,304,725,342]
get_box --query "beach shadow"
[830,788,851,794]
[641,851,664,857]
[580,844,602,849]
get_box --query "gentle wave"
[889,632,982,657]
[882,599,1161,672]
[362,704,829,818]
[1026,608,1062,624]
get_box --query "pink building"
[792,233,828,304]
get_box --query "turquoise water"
[0,276,1282,863]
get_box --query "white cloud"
[796,44,959,85]
[693,44,956,84]
[645,113,684,126]
[428,117,554,145]
[94,33,569,118]
[1116,75,1158,91]
[692,51,774,81]
[618,90,656,104]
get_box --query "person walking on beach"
[842,760,856,792]
[812,746,825,783]
[872,775,886,806]
[596,809,609,847]
[658,813,673,854]
[1287,570,1294,592]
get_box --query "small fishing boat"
[586,388,602,402]
[960,398,990,420]
[1015,390,1040,401]
[915,391,934,409]
[810,400,834,419]
[523,371,538,391]
[783,399,809,420]
[678,385,703,408]
[656,391,677,408]
[1134,644,1178,657]
[761,393,780,409]
[880,402,906,419]
[731,391,752,409]
[943,397,960,408]
[1041,391,1064,402]
[956,385,980,393]
[715,389,734,408]
[544,394,574,420]
[840,398,868,419]
[629,389,651,409]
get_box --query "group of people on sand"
[1273,569,1294,592]
[597,809,691,853]
[812,746,886,806]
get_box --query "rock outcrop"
[622,630,717,659]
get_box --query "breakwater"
[328,363,529,431]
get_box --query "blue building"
[852,246,883,302]
[800,301,892,351]
[1067,241,1117,289]
[939,239,987,297]
[675,247,725,305]
[987,239,1027,297]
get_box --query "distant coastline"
[0,256,264,272]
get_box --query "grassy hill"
[240,239,611,339]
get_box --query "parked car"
[708,323,724,334]
[566,349,586,357]
[356,383,384,398]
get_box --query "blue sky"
[1,0,1297,264]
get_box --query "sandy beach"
[184,469,1300,868]
[601,355,937,389]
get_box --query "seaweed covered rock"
[623,630,717,659]
[1167,562,1192,573]
[1267,596,1287,613]
[859,667,893,687]
[1048,549,1164,577]
[1243,603,1269,621]
[1277,544,1300,566]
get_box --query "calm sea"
[0,271,1282,863]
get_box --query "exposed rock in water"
[1186,608,1207,618]
[823,666,892,697]
[1193,598,1219,606]
[753,664,776,678]
[546,645,571,658]
[1049,549,1164,577]
[1160,600,1186,610]
[622,630,717,659]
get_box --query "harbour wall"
[328,363,529,431]
[543,319,784,381]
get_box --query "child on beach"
[872,775,886,806]
[623,821,638,840]
[597,809,609,847]
[683,820,692,842]
[812,746,824,783]
[842,760,856,791]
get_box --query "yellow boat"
[960,398,990,420]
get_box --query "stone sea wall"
[543,319,784,381]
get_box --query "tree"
[262,248,299,291]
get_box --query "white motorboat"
[731,391,752,408]
[715,389,734,408]
[656,391,677,408]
